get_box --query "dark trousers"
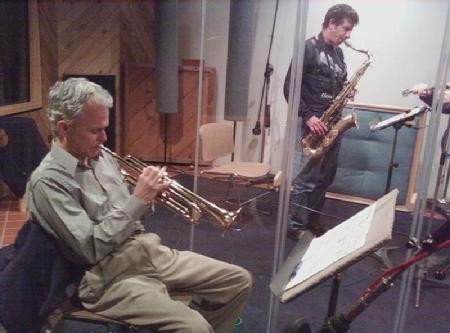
[289,139,340,230]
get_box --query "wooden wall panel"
[0,1,222,194]
[52,0,156,152]
[166,67,216,163]
[119,1,155,65]
[124,64,216,164]
[123,65,165,161]
[56,1,120,76]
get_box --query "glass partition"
[147,0,203,251]
[0,0,41,115]
[394,6,450,333]
[140,0,450,332]
[186,0,450,332]
[195,1,282,332]
[280,1,450,333]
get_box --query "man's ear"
[56,120,70,138]
[328,18,336,30]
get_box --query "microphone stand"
[257,63,273,163]
[369,108,429,268]
[384,121,404,194]
[252,0,279,162]
[372,118,416,268]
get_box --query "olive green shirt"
[27,142,147,265]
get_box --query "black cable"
[291,202,346,222]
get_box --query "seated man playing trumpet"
[26,78,252,333]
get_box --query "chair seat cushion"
[205,162,270,178]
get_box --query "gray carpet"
[61,175,450,333]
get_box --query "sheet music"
[284,204,374,291]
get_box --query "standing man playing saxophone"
[26,78,252,333]
[284,4,359,239]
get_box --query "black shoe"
[306,222,326,237]
[287,228,305,241]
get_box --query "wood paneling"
[124,64,216,164]
[166,67,216,163]
[14,0,218,163]
[52,0,156,151]
[123,64,164,160]
[119,1,155,65]
[56,1,121,76]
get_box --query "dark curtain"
[0,0,29,106]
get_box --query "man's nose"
[99,130,107,143]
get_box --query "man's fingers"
[315,122,327,136]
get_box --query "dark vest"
[301,37,347,116]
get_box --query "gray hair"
[48,78,113,136]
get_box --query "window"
[0,0,41,116]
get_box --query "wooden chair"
[199,122,280,228]
[199,122,272,208]
[56,301,136,333]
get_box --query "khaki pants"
[78,233,252,333]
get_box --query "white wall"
[178,0,450,194]
[313,0,448,107]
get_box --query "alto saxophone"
[301,41,373,158]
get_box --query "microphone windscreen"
[224,0,257,121]
[155,0,178,114]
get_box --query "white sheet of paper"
[284,204,374,291]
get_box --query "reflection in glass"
[0,0,29,106]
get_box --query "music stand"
[270,190,398,330]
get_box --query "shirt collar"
[50,141,87,177]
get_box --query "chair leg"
[224,176,239,204]
[221,176,245,230]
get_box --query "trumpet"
[100,146,240,229]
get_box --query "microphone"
[252,120,262,135]
[370,106,429,131]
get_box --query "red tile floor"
[0,195,27,247]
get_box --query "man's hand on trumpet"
[402,82,430,96]
[133,166,170,204]
[403,82,450,114]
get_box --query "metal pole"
[393,5,450,332]
[190,0,206,252]
[267,1,309,332]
